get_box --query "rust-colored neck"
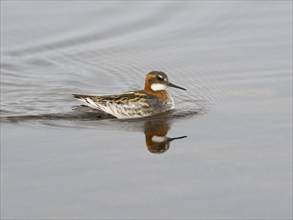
[144,79,168,99]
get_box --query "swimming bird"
[73,71,186,119]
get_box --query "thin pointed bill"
[168,135,188,142]
[168,82,187,91]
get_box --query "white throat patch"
[151,136,167,143]
[151,83,167,91]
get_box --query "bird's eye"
[156,75,163,81]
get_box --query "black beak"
[168,135,187,142]
[168,82,187,91]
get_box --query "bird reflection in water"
[2,106,188,154]
[143,118,187,154]
[73,105,188,153]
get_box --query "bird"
[73,71,186,119]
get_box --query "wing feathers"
[72,93,151,118]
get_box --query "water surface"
[1,1,292,219]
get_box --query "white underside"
[77,97,149,119]
[168,94,175,110]
[77,93,175,119]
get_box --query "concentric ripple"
[1,1,291,128]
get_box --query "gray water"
[1,1,292,219]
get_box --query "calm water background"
[1,1,292,219]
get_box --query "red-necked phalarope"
[73,71,186,119]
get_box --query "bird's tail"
[72,94,99,109]
[73,94,85,99]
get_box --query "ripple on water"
[1,1,291,127]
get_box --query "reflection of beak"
[168,135,187,142]
[168,82,187,91]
